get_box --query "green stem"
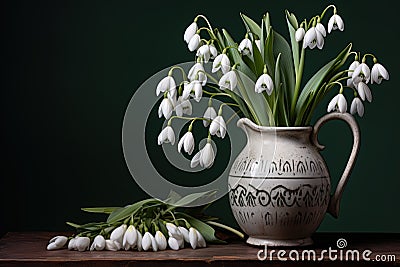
[320,5,336,19]
[168,66,187,81]
[206,221,244,239]
[290,48,305,122]
[236,74,262,125]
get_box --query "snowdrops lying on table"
[47,192,243,252]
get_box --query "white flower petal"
[200,143,215,168]
[168,237,180,250]
[337,94,347,113]
[184,22,198,43]
[295,27,305,42]
[188,228,198,249]
[188,34,200,52]
[190,150,202,168]
[327,94,339,112]
[316,23,326,37]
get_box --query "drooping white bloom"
[178,131,195,155]
[75,237,90,252]
[193,80,203,102]
[190,142,215,169]
[158,98,174,119]
[195,229,206,248]
[136,230,143,252]
[196,44,212,63]
[238,38,253,56]
[166,223,182,238]
[357,82,373,102]
[328,14,344,33]
[203,106,217,127]
[209,44,218,59]
[212,54,230,74]
[157,126,175,145]
[178,226,190,243]
[155,231,167,250]
[371,63,389,84]
[123,225,138,250]
[156,76,176,96]
[110,224,127,245]
[188,63,207,85]
[352,63,371,84]
[255,73,274,95]
[350,97,365,117]
[209,115,226,138]
[303,27,324,49]
[188,34,201,52]
[68,237,77,250]
[327,94,347,113]
[184,22,198,44]
[175,96,192,116]
[295,27,305,42]
[90,235,106,251]
[316,22,327,37]
[168,237,180,250]
[219,70,237,91]
[47,236,68,250]
[105,239,121,251]
[347,60,360,87]
[142,232,152,251]
[188,227,198,249]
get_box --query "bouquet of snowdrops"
[156,5,389,168]
[47,192,243,252]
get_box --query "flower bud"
[168,237,180,250]
[75,237,90,252]
[110,224,127,245]
[189,227,198,249]
[47,236,68,250]
[90,235,106,251]
[155,231,167,250]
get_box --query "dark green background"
[1,0,399,237]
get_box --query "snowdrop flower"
[357,82,373,102]
[303,27,324,49]
[188,34,201,52]
[68,237,77,250]
[136,230,143,252]
[155,231,167,250]
[156,76,176,97]
[47,236,68,250]
[184,22,198,44]
[350,97,365,117]
[316,22,326,37]
[195,229,206,248]
[75,237,90,252]
[352,63,371,84]
[178,131,195,155]
[158,126,175,145]
[190,142,215,168]
[219,70,237,91]
[209,44,218,59]
[347,60,360,87]
[142,232,158,251]
[295,27,305,42]
[166,223,182,238]
[188,227,198,249]
[105,239,121,251]
[90,235,106,251]
[255,73,274,95]
[188,63,207,85]
[328,14,344,33]
[123,225,138,250]
[203,106,217,127]
[238,38,252,56]
[175,96,192,116]
[158,98,174,119]
[327,93,347,113]
[371,62,389,84]
[212,53,230,74]
[168,237,180,250]
[209,115,226,138]
[193,81,203,102]
[196,44,212,63]
[110,224,127,245]
[178,226,190,243]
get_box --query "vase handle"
[311,112,360,218]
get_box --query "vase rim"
[237,118,312,132]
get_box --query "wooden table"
[0,232,399,266]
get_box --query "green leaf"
[264,28,275,78]
[285,10,300,75]
[81,207,119,214]
[171,191,216,207]
[176,212,226,244]
[252,41,264,76]
[295,43,352,125]
[240,13,261,37]
[107,199,158,223]
[264,13,271,35]
[66,221,105,231]
[273,31,296,105]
